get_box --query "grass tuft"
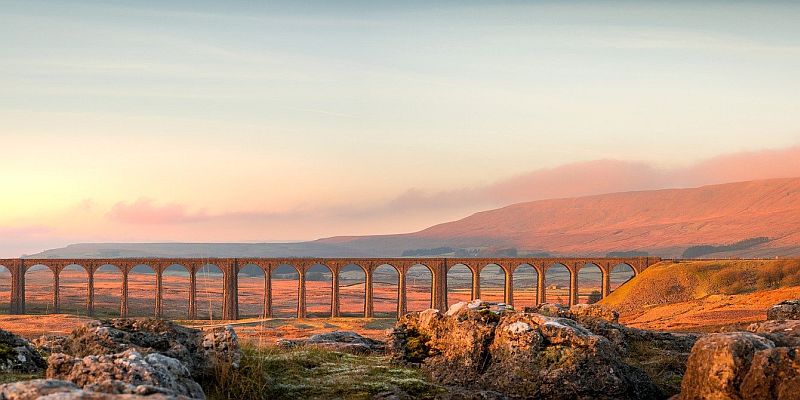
[203,344,442,400]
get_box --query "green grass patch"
[362,319,396,330]
[203,345,443,400]
[0,372,43,385]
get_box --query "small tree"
[587,290,602,304]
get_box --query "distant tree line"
[401,247,456,257]
[606,250,649,257]
[681,237,770,259]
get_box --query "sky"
[2,1,800,257]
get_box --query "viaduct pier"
[0,257,660,320]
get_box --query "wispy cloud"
[107,198,210,224]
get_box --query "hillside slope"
[30,177,800,259]
[600,259,800,332]
[321,177,800,257]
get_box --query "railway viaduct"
[0,257,660,320]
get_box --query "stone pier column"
[432,261,447,311]
[440,262,449,310]
[569,267,578,306]
[53,269,60,314]
[188,270,197,319]
[10,261,24,314]
[471,267,480,300]
[87,271,95,317]
[364,269,374,318]
[263,267,272,318]
[537,267,546,305]
[155,270,163,318]
[504,268,514,306]
[331,269,340,318]
[601,267,611,298]
[223,261,239,320]
[397,270,407,317]
[120,271,129,318]
[297,269,307,319]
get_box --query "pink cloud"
[100,144,800,237]
[107,198,209,224]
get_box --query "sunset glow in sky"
[2,1,800,256]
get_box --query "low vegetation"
[602,259,800,312]
[203,345,442,400]
[681,237,770,258]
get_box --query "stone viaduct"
[0,257,660,320]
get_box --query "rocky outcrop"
[43,318,240,379]
[747,319,800,347]
[766,299,800,320]
[0,379,189,399]
[390,301,664,399]
[0,328,47,373]
[277,331,385,354]
[680,330,800,400]
[46,349,204,399]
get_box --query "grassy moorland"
[203,345,441,400]
[601,259,800,332]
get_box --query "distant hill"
[28,177,800,259]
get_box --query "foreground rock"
[277,331,385,354]
[679,332,800,400]
[37,318,240,379]
[46,349,204,399]
[0,379,189,399]
[766,299,800,320]
[0,328,47,373]
[391,301,679,399]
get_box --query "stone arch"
[93,264,123,317]
[446,263,472,307]
[338,263,366,317]
[237,263,265,319]
[610,262,636,292]
[373,263,399,318]
[0,265,10,313]
[271,263,300,318]
[60,264,88,315]
[544,263,571,306]
[25,264,54,314]
[196,263,224,320]
[512,263,538,309]
[162,264,191,319]
[577,263,602,304]
[406,263,433,312]
[306,263,333,318]
[479,264,505,303]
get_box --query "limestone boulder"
[766,299,800,320]
[277,331,385,355]
[391,307,662,399]
[0,328,47,373]
[747,319,800,347]
[740,347,800,400]
[679,332,775,400]
[52,318,239,379]
[0,379,188,399]
[566,303,620,323]
[46,349,204,399]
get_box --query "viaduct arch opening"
[512,264,538,309]
[339,264,366,317]
[446,263,472,307]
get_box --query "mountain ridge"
[28,177,800,259]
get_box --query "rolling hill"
[30,177,800,259]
